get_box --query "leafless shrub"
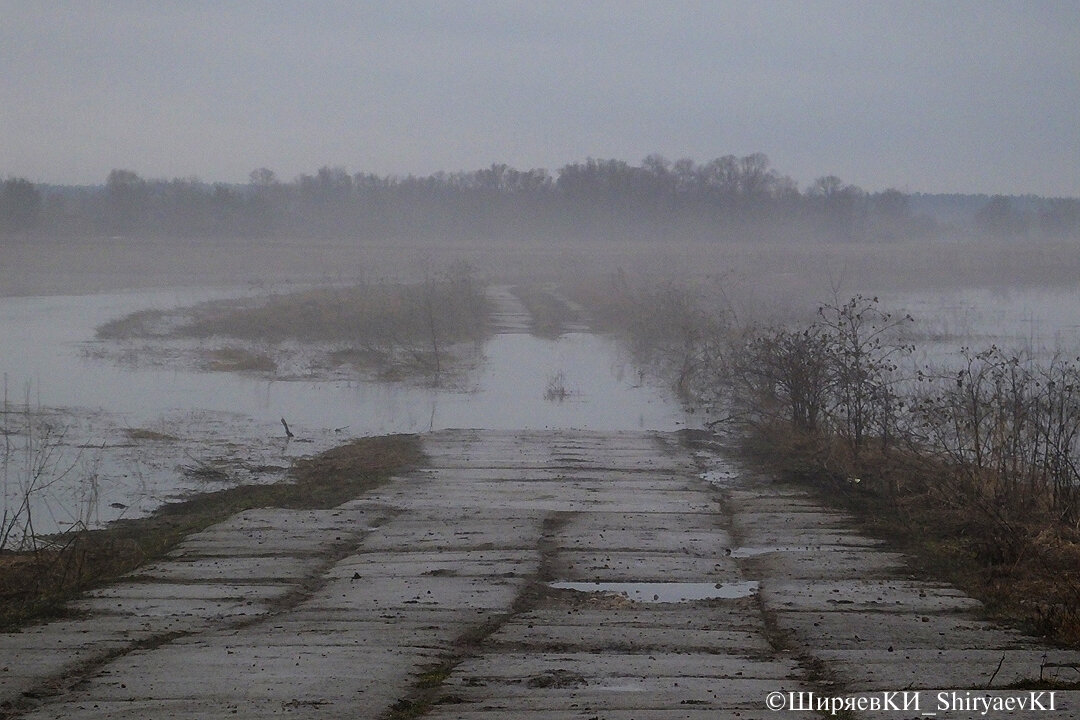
[816,295,913,453]
[728,295,912,455]
[732,325,832,432]
[575,278,1080,641]
[1,383,84,552]
[914,348,1080,539]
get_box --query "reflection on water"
[10,282,1078,535]
[0,286,690,535]
[0,287,688,435]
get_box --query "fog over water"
[4,275,1080,537]
[0,284,693,535]
[0,286,690,434]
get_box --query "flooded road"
[0,285,690,534]
[0,285,688,434]
[4,284,1080,717]
[4,281,1080,536]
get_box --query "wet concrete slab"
[550,550,736,580]
[131,554,313,583]
[4,429,1080,719]
[715,454,1080,701]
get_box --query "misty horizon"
[6,153,1078,244]
[20,154,1080,202]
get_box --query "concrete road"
[2,429,1079,719]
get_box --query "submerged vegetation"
[569,275,1080,645]
[0,433,422,630]
[96,264,491,382]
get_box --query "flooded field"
[3,279,1080,540]
[885,285,1080,362]
[0,285,688,537]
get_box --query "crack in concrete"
[379,510,573,720]
[6,429,1080,718]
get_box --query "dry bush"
[731,326,832,432]
[577,277,1080,644]
[728,295,912,455]
[914,348,1080,532]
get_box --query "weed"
[2,383,88,553]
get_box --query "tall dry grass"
[96,264,492,380]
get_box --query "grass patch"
[96,272,492,382]
[176,282,487,345]
[95,308,174,339]
[122,428,178,441]
[0,434,423,631]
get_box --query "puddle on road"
[549,580,758,602]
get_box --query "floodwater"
[883,285,1080,362]
[0,285,690,536]
[4,282,1080,538]
[0,287,689,436]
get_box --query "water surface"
[0,286,689,535]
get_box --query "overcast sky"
[2,1,1078,196]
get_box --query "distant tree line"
[3,155,1078,242]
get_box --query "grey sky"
[2,1,1078,196]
